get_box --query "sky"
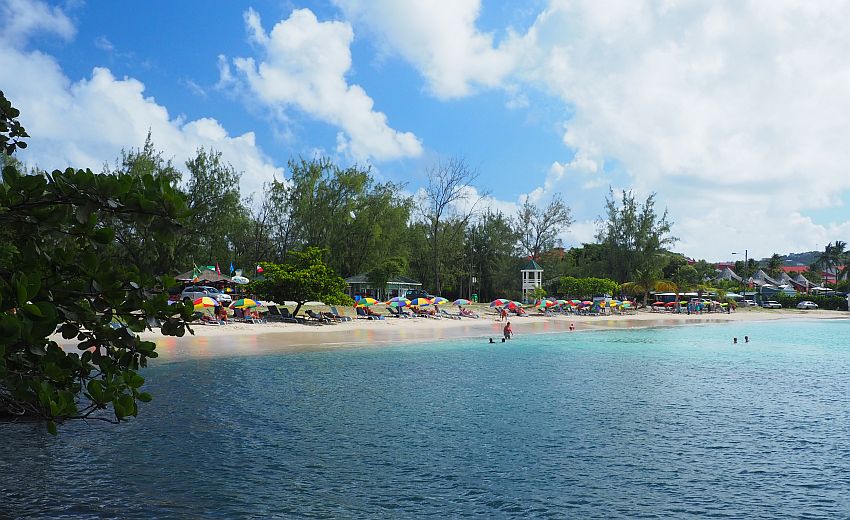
[3,0,850,262]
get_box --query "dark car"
[404,289,434,300]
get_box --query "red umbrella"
[652,301,665,306]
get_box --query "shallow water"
[3,319,850,518]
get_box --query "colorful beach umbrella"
[652,301,665,306]
[453,298,471,306]
[432,296,449,305]
[409,297,433,306]
[385,297,411,307]
[490,298,510,307]
[357,297,380,307]
[506,301,523,310]
[193,296,217,310]
[230,298,258,309]
[538,300,556,308]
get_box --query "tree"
[0,90,28,155]
[367,257,406,299]
[620,267,677,307]
[672,264,700,309]
[765,253,783,279]
[596,189,677,283]
[0,95,191,432]
[814,241,847,285]
[250,248,352,316]
[420,157,484,295]
[175,148,243,267]
[465,211,518,301]
[514,194,573,259]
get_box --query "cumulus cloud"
[332,0,520,99]
[0,0,75,45]
[512,1,850,259]
[335,0,850,259]
[1,1,282,197]
[224,8,422,162]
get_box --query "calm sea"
[2,319,850,519]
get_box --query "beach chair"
[265,305,298,323]
[329,306,353,322]
[439,308,461,320]
[307,310,336,324]
[387,306,409,318]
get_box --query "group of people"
[732,336,750,344]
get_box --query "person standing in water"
[744,336,749,343]
[504,321,513,340]
[733,337,738,344]
[569,323,575,331]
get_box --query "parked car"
[404,289,434,300]
[796,300,818,310]
[761,300,782,309]
[181,285,232,305]
[742,299,756,307]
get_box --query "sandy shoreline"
[54,308,849,362]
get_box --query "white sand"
[53,307,849,362]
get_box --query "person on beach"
[504,321,513,340]
[569,323,575,332]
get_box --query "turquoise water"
[3,319,850,518]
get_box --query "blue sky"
[3,0,850,261]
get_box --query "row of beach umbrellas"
[193,297,261,311]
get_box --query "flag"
[192,263,201,283]
[256,264,264,273]
[216,263,221,276]
[229,262,235,274]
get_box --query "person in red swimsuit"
[503,321,513,340]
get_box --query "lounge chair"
[329,306,353,322]
[439,309,461,320]
[356,307,384,320]
[387,306,409,318]
[307,310,337,324]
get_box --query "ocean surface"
[3,319,850,519]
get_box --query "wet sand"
[63,308,848,363]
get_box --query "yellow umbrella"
[193,296,217,310]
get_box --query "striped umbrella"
[357,297,380,307]
[409,297,433,306]
[490,299,511,307]
[230,298,258,309]
[385,297,411,307]
[432,296,449,305]
[506,301,523,310]
[193,297,217,310]
[453,298,471,306]
[538,300,556,308]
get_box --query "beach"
[56,307,850,362]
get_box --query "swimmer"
[501,338,506,343]
[744,336,749,343]
[569,323,575,331]
[488,338,494,344]
[733,337,738,344]
[504,321,513,340]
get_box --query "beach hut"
[344,273,423,301]
[521,259,543,303]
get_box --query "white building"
[521,260,543,302]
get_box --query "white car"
[181,285,232,305]
[742,299,756,307]
[761,301,782,309]
[796,301,818,310]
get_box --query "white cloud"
[1,1,282,197]
[332,0,520,99]
[517,1,850,259]
[0,0,75,45]
[225,8,422,162]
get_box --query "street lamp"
[732,250,749,299]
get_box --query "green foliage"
[465,211,519,301]
[672,265,700,293]
[0,90,29,155]
[597,189,677,282]
[0,165,192,429]
[774,294,848,311]
[764,253,783,279]
[558,276,619,299]
[531,286,547,300]
[250,247,352,315]
[620,267,676,307]
[367,257,406,298]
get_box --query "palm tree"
[621,267,677,308]
[815,241,847,285]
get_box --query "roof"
[781,265,809,273]
[714,267,742,282]
[344,274,422,286]
[521,259,543,271]
[175,268,232,283]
